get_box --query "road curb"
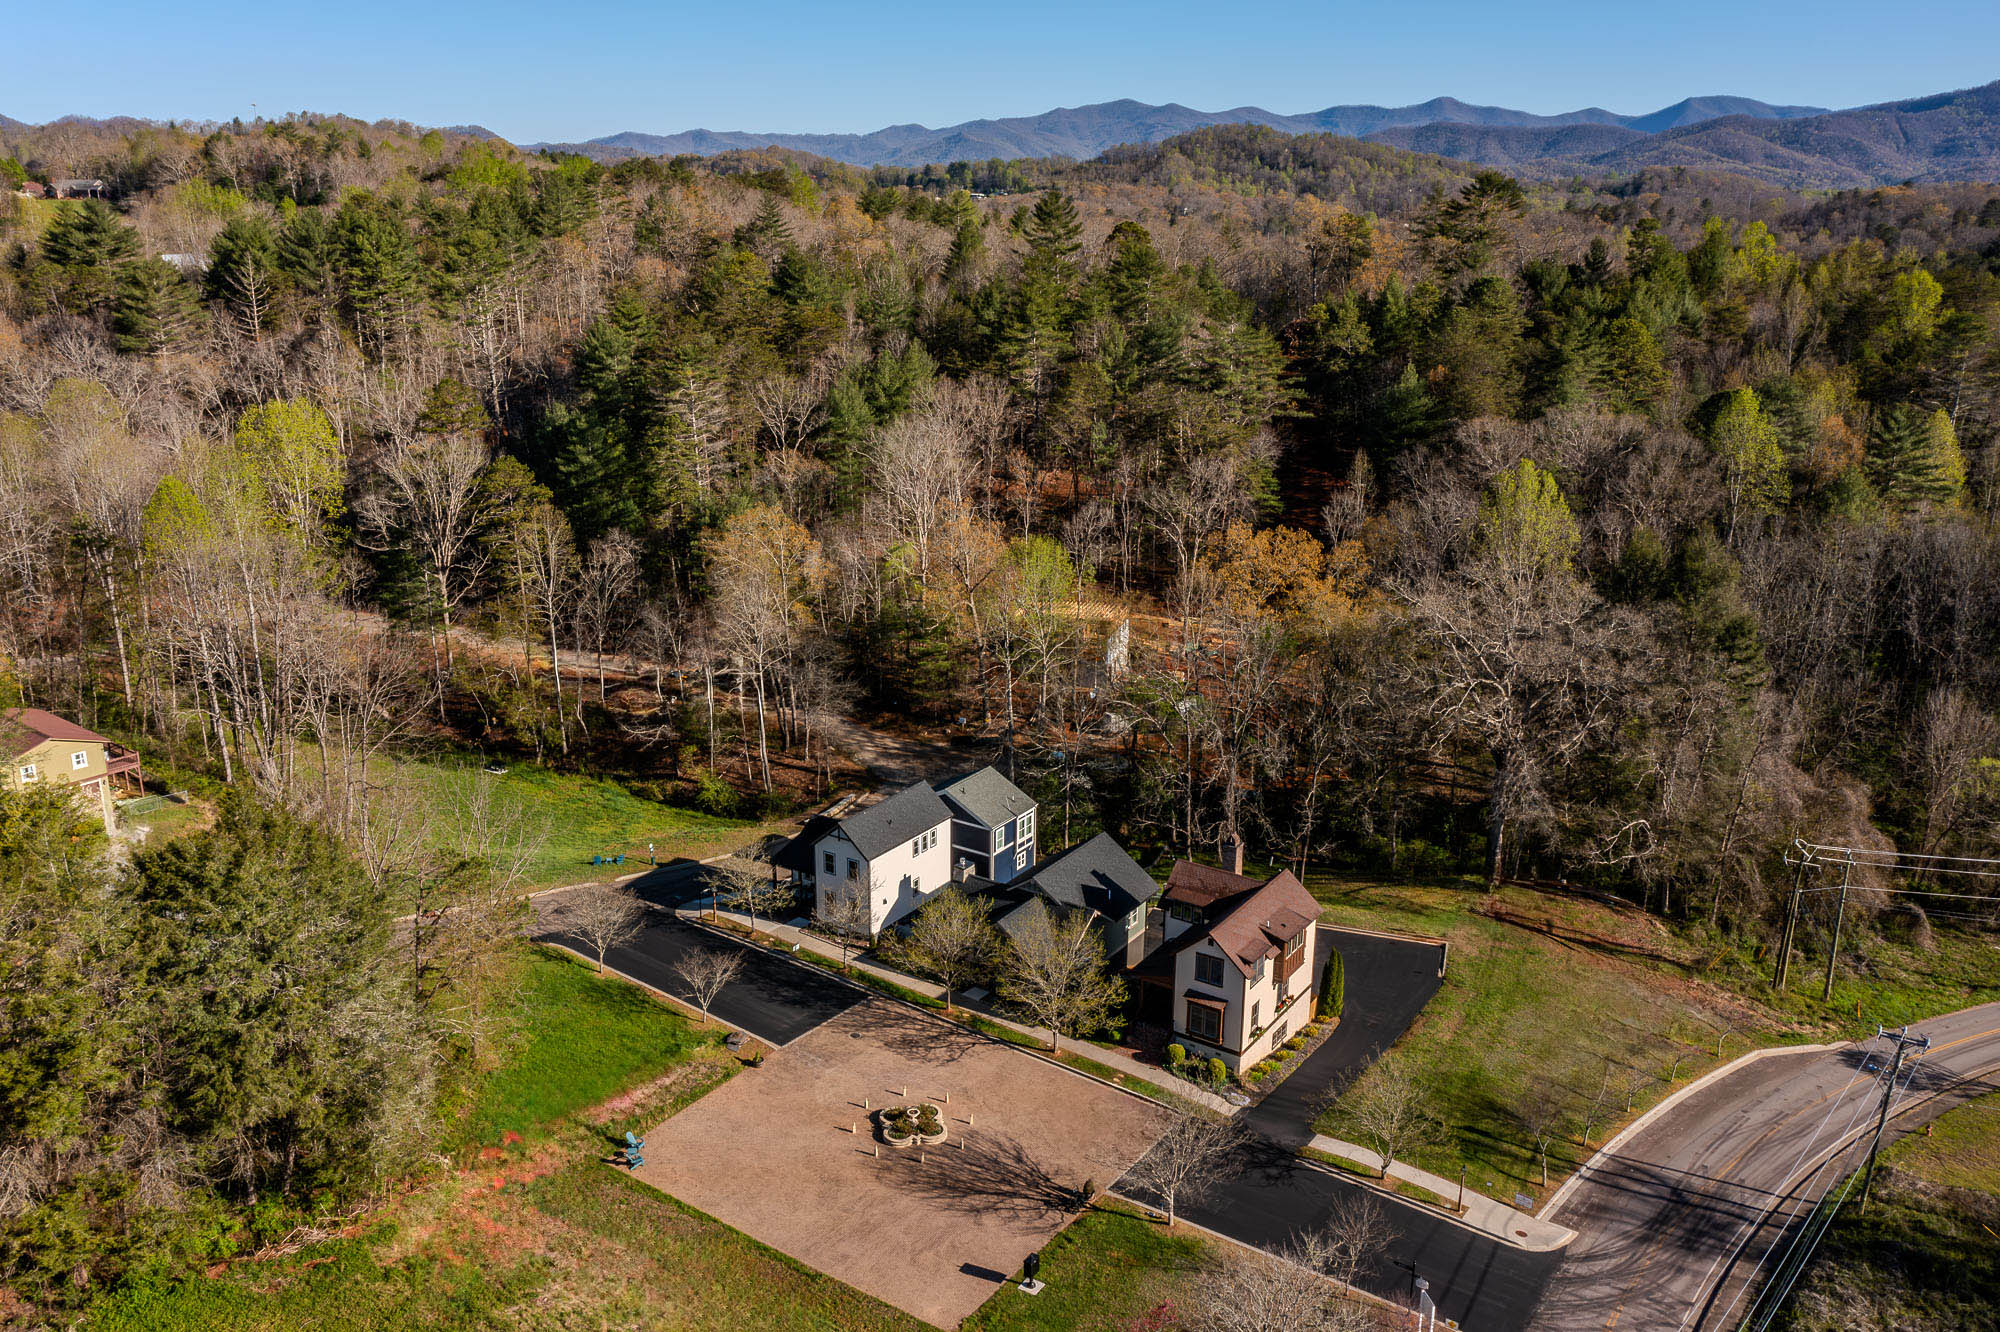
[1545,1039,1846,1219]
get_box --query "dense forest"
[3,110,2000,1306]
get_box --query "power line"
[1739,1043,1929,1332]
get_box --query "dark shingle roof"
[772,814,840,874]
[835,782,952,860]
[993,893,1054,943]
[1023,832,1158,920]
[937,766,1036,828]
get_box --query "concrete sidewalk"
[684,904,1239,1116]
[1306,1134,1576,1252]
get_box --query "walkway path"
[686,904,1239,1114]
[1305,1134,1575,1251]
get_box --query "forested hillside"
[3,111,2000,1311]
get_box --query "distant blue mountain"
[520,94,1830,167]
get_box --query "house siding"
[1167,921,1319,1073]
[811,822,952,935]
[6,738,113,827]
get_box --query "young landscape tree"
[559,882,649,973]
[903,886,1001,1012]
[997,903,1125,1053]
[1125,1107,1246,1227]
[672,947,746,1023]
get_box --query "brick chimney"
[1219,834,1245,876]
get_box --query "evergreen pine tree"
[111,258,207,355]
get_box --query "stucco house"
[0,708,144,829]
[1136,861,1322,1073]
[937,766,1037,883]
[779,782,955,936]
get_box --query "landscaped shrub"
[1206,1057,1228,1085]
[1166,1043,1187,1068]
[1319,947,1345,1020]
[1283,1036,1306,1052]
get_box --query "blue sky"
[8,1,1998,144]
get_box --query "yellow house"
[1,708,144,828]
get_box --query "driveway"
[1119,926,1556,1330]
[1245,927,1446,1147]
[1123,1138,1564,1332]
[534,860,864,1046]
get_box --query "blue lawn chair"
[592,854,603,866]
[614,854,625,866]
[625,1130,645,1151]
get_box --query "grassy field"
[393,757,767,887]
[962,1201,1206,1331]
[88,945,931,1331]
[1263,863,1991,1212]
[1770,1092,2000,1331]
[453,947,722,1150]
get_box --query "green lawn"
[1769,1092,2000,1331]
[1881,1088,2000,1193]
[1293,872,1791,1208]
[527,1164,929,1332]
[963,1201,1206,1331]
[394,757,762,887]
[454,946,719,1150]
[1292,867,2000,1209]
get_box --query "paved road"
[1245,928,1446,1147]
[1536,999,2000,1332]
[534,860,864,1046]
[1122,928,1565,1329]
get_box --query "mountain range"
[520,82,2000,188]
[520,94,1828,166]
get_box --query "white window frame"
[18,763,36,783]
[71,750,88,770]
[1014,845,1028,871]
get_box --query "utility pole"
[1859,1026,1929,1212]
[1821,859,1852,1003]
[1774,857,1808,990]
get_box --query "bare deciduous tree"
[672,947,745,1022]
[559,883,648,974]
[711,851,789,932]
[1186,1193,1390,1332]
[1126,1108,1246,1227]
[1334,1051,1439,1179]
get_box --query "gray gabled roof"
[835,782,952,861]
[937,765,1036,828]
[1022,832,1158,921]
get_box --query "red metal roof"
[1,707,112,759]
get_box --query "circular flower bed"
[876,1103,947,1147]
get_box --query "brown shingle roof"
[1200,870,1320,977]
[1163,860,1261,909]
[1,707,110,759]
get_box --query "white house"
[1148,865,1321,1073]
[937,766,1037,883]
[778,782,955,936]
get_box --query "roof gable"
[937,766,1036,828]
[1,708,110,760]
[1023,832,1157,919]
[835,782,952,860]
[1192,870,1321,977]
[1163,860,1262,910]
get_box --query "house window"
[17,764,35,783]
[1014,846,1028,871]
[1185,1000,1223,1043]
[823,851,836,875]
[1250,1000,1261,1032]
[913,876,921,893]
[846,859,859,881]
[1194,952,1224,986]
[1271,1020,1289,1046]
[1018,809,1034,845]
[71,750,88,770]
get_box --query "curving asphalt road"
[1535,999,2000,1331]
